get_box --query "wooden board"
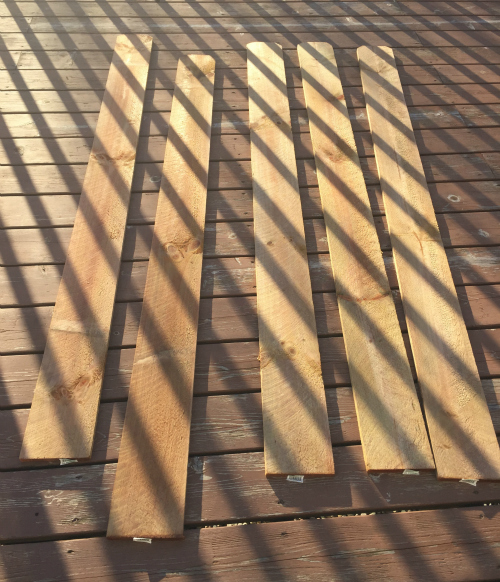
[106,55,216,539]
[18,34,152,461]
[298,41,434,471]
[358,45,500,481]
[247,41,334,475]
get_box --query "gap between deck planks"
[19,34,152,461]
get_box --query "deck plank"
[4,63,500,90]
[2,246,500,310]
[2,212,499,268]
[2,283,499,353]
[2,177,500,228]
[3,2,500,19]
[2,326,499,405]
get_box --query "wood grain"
[19,34,152,461]
[298,41,434,471]
[247,41,334,475]
[359,45,500,480]
[106,55,215,539]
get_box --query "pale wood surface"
[298,41,434,471]
[358,44,500,480]
[19,34,152,461]
[247,41,334,475]
[106,55,215,538]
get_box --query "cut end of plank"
[115,33,153,51]
[246,41,283,52]
[107,531,185,540]
[19,438,92,462]
[357,45,394,61]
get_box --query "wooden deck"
[2,0,500,579]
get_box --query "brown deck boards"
[1,507,500,581]
[1,0,500,576]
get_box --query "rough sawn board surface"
[107,54,215,538]
[358,44,500,481]
[298,41,434,472]
[247,41,334,475]
[19,33,152,461]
